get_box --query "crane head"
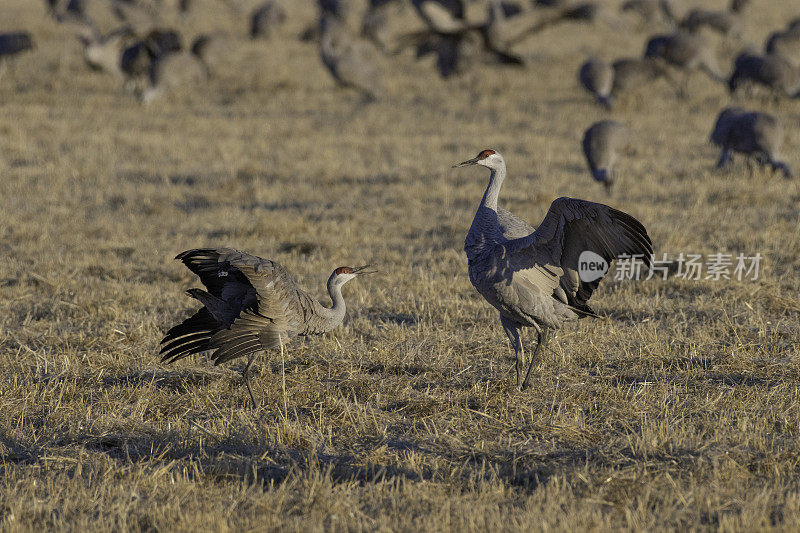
[330,265,376,285]
[452,149,503,169]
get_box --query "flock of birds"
[0,0,796,186]
[1,0,797,406]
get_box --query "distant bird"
[361,0,403,53]
[406,0,535,77]
[556,1,618,27]
[610,57,677,98]
[0,32,34,81]
[482,0,580,63]
[120,29,181,74]
[582,120,631,193]
[579,58,613,109]
[411,0,472,35]
[644,31,726,90]
[680,0,749,39]
[765,23,800,69]
[710,107,792,178]
[141,50,205,103]
[111,0,156,36]
[250,1,286,39]
[45,0,90,24]
[406,0,478,77]
[77,26,133,77]
[119,29,182,92]
[0,32,34,58]
[728,52,800,97]
[190,34,232,77]
[620,0,676,27]
[161,249,372,408]
[319,14,382,100]
[454,150,652,390]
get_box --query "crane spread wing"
[499,197,653,313]
[161,249,313,366]
[175,248,251,301]
[206,251,311,365]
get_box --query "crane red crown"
[477,149,496,159]
[335,267,353,275]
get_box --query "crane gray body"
[728,52,800,97]
[611,57,677,98]
[582,119,631,192]
[644,31,726,87]
[680,0,749,38]
[710,107,792,178]
[320,14,382,100]
[579,58,614,109]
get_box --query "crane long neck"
[481,164,505,212]
[322,278,347,329]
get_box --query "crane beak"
[352,265,377,275]
[452,157,479,168]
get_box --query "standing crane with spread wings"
[160,248,372,408]
[454,149,653,391]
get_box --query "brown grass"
[2,0,800,530]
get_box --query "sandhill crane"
[453,150,652,390]
[112,0,157,36]
[140,50,206,103]
[362,0,394,53]
[46,0,91,24]
[0,32,34,81]
[644,31,726,88]
[610,57,678,99]
[405,0,545,77]
[765,23,800,69]
[320,13,382,100]
[161,249,372,408]
[121,29,182,89]
[582,120,631,193]
[680,0,749,39]
[710,107,792,179]
[555,2,620,27]
[620,0,676,27]
[579,58,613,109]
[190,34,232,78]
[0,32,34,59]
[78,26,133,77]
[728,52,800,97]
[250,1,286,39]
[482,1,582,59]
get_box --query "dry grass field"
[2,0,800,530]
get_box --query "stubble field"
[2,0,800,530]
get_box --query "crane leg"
[500,316,524,390]
[716,149,731,169]
[521,329,549,391]
[243,354,259,410]
[679,72,690,99]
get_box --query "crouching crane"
[160,248,373,408]
[453,150,652,391]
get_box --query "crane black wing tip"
[211,341,261,366]
[159,338,211,364]
[571,304,601,319]
[175,248,220,261]
[607,207,654,267]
